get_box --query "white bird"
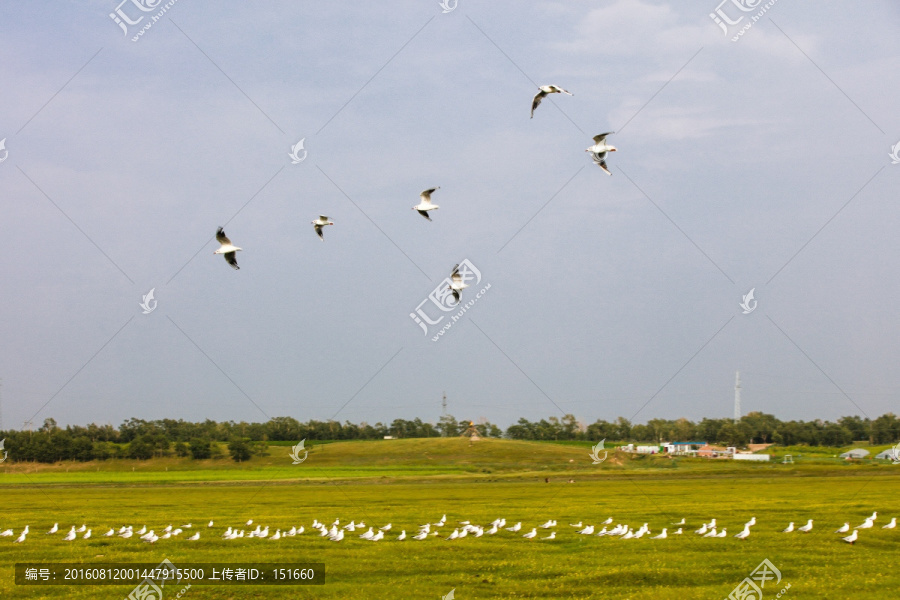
[140,530,155,541]
[835,523,850,533]
[578,525,595,535]
[569,522,583,528]
[798,520,813,533]
[163,525,173,533]
[137,526,147,535]
[379,523,392,531]
[143,533,159,544]
[458,528,468,539]
[412,188,440,221]
[716,529,727,538]
[782,522,794,533]
[523,528,537,539]
[447,264,468,305]
[621,529,635,540]
[208,521,214,528]
[745,517,757,527]
[64,529,77,541]
[83,529,92,540]
[76,524,86,533]
[882,518,896,529]
[869,511,878,521]
[372,530,385,541]
[359,528,374,540]
[539,520,555,529]
[214,227,242,270]
[542,531,556,540]
[674,528,683,535]
[330,530,344,542]
[413,530,428,540]
[601,517,613,525]
[187,532,200,541]
[695,524,708,535]
[633,529,647,539]
[172,528,182,536]
[397,530,406,541]
[734,526,751,540]
[47,523,58,534]
[506,522,522,532]
[703,528,717,538]
[311,215,334,241]
[446,529,460,540]
[855,519,874,530]
[103,528,115,537]
[586,132,617,175]
[14,530,27,543]
[297,526,305,535]
[530,85,572,118]
[119,530,133,539]
[651,529,667,540]
[673,518,685,526]
[486,524,499,535]
[842,530,858,544]
[160,532,171,540]
[595,527,608,536]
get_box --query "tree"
[174,442,190,458]
[128,436,155,460]
[228,439,252,462]
[189,438,213,460]
[436,414,461,437]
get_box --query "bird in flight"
[413,188,440,221]
[586,132,617,175]
[214,227,242,270]
[311,215,334,241]
[531,85,572,118]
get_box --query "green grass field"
[2,438,898,599]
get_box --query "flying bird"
[311,215,334,241]
[412,188,440,221]
[531,85,572,118]
[214,227,242,270]
[586,132,617,175]
[447,264,469,304]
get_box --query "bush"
[174,442,190,458]
[228,439,252,462]
[189,438,213,460]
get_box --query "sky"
[1,0,898,431]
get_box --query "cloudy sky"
[1,0,898,431]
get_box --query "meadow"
[2,438,898,599]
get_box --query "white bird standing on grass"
[412,188,440,221]
[542,531,556,540]
[843,530,858,544]
[214,227,242,270]
[835,523,850,533]
[187,532,200,541]
[782,522,794,533]
[104,528,115,537]
[83,529,92,540]
[397,530,406,541]
[506,522,522,533]
[855,518,874,530]
[650,529,667,540]
[734,526,751,540]
[47,523,58,534]
[882,518,896,529]
[530,85,572,118]
[523,528,537,539]
[14,529,27,543]
[586,132,617,175]
[64,528,76,541]
[798,520,813,533]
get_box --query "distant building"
[663,442,707,456]
[839,448,870,459]
[698,444,731,458]
[733,452,770,462]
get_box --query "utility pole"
[734,371,742,422]
[442,392,447,416]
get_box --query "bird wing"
[451,289,461,304]
[595,159,612,176]
[417,210,432,221]
[530,90,547,117]
[216,227,231,245]
[592,132,614,144]
[224,252,240,270]
[314,225,324,239]
[319,215,329,222]
[420,188,439,202]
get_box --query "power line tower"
[734,371,742,422]
[442,392,447,416]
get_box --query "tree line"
[0,412,897,463]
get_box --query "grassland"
[2,438,899,599]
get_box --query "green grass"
[2,438,898,599]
